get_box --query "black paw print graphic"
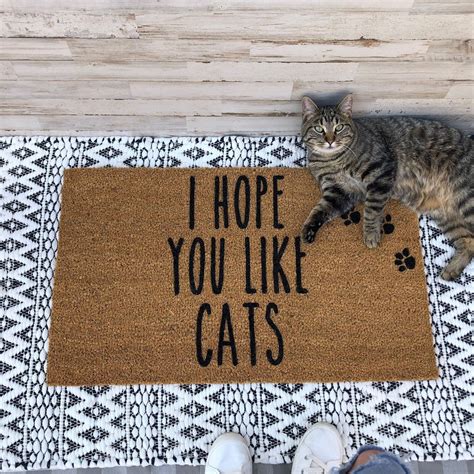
[382,214,395,234]
[341,209,361,226]
[394,248,416,272]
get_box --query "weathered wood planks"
[0,1,472,135]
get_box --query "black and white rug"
[1,136,472,471]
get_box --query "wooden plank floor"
[0,0,472,136]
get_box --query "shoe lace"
[302,454,340,474]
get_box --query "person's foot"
[205,432,252,474]
[291,423,345,474]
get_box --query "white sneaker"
[205,432,252,474]
[291,423,345,474]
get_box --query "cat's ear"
[302,96,319,119]
[337,94,353,118]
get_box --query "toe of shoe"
[206,433,252,474]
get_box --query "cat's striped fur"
[301,94,474,281]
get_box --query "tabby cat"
[301,94,474,281]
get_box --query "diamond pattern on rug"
[0,136,472,471]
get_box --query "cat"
[301,94,474,281]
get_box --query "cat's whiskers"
[339,143,357,160]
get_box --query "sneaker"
[205,432,252,474]
[291,423,345,474]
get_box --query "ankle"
[349,450,384,472]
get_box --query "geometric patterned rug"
[1,136,473,471]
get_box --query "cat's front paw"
[440,261,463,281]
[302,211,326,244]
[440,266,461,282]
[363,229,381,249]
[302,223,318,243]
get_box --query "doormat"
[2,136,472,472]
[47,167,437,386]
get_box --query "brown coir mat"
[47,168,437,386]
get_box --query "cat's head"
[301,94,355,156]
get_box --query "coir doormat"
[48,167,437,386]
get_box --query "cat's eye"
[335,124,344,132]
[314,126,324,133]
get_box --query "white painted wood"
[0,80,132,98]
[66,39,252,62]
[0,115,187,134]
[250,39,471,63]
[0,0,472,136]
[11,61,189,81]
[0,98,227,115]
[185,62,359,82]
[136,12,471,41]
[129,82,294,100]
[187,114,472,134]
[249,40,433,62]
[2,98,469,118]
[412,0,473,13]
[0,98,301,116]
[291,80,457,99]
[354,62,473,81]
[11,61,359,82]
[0,38,72,60]
[0,62,17,80]
[426,39,472,62]
[0,112,470,136]
[68,37,465,65]
[2,0,417,12]
[0,12,138,38]
[446,83,474,98]
[33,38,469,63]
[373,98,472,115]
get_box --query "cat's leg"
[302,183,362,243]
[437,211,474,280]
[360,160,395,248]
[363,187,392,249]
[440,237,474,280]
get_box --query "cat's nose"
[325,135,335,145]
